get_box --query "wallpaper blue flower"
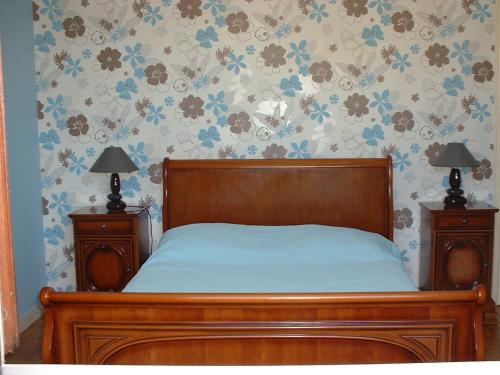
[32,0,497,289]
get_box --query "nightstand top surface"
[420,201,498,213]
[69,206,146,217]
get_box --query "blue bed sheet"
[123,223,417,293]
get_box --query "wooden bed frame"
[40,157,486,365]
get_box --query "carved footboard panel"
[40,286,485,365]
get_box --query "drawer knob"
[101,224,107,229]
[461,218,468,224]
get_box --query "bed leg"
[473,284,486,361]
[40,287,56,364]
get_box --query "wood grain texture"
[0,45,19,354]
[39,286,486,364]
[162,157,393,240]
[419,202,498,324]
[38,158,487,365]
[10,310,500,364]
[69,208,150,292]
[75,321,454,364]
[4,318,44,364]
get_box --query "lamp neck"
[449,168,461,190]
[110,173,120,195]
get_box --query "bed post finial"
[39,287,55,306]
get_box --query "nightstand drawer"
[436,214,493,229]
[74,220,132,235]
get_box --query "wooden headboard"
[162,157,393,240]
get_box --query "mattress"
[123,223,417,293]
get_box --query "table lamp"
[430,142,479,207]
[90,146,138,211]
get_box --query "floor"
[5,312,500,364]
[486,311,500,361]
[5,318,44,364]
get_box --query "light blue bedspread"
[123,223,417,293]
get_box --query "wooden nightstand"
[69,207,150,292]
[419,201,498,324]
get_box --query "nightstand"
[419,201,498,324]
[69,206,150,292]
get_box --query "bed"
[40,157,486,365]
[123,223,418,293]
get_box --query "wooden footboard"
[40,286,485,365]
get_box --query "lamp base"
[444,168,467,207]
[106,173,126,211]
[106,193,126,211]
[444,192,467,207]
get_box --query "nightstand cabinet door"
[435,233,491,291]
[77,238,133,292]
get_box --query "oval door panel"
[86,244,129,291]
[445,240,482,289]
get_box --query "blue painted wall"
[0,0,46,319]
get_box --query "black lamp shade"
[90,146,138,173]
[431,142,479,168]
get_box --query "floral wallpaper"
[32,0,497,290]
